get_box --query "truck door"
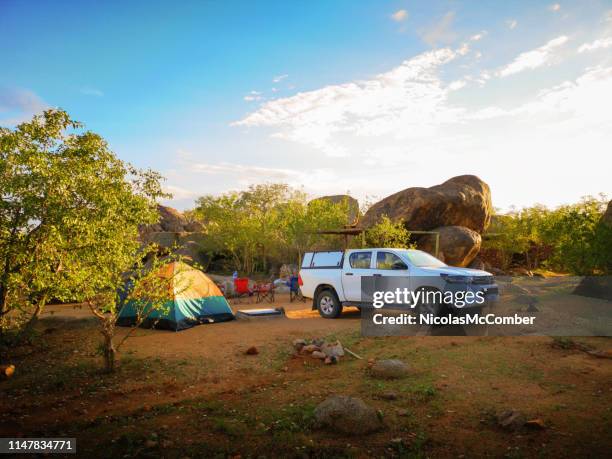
[372,250,413,307]
[341,251,374,302]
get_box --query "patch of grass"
[551,336,578,350]
[211,418,246,437]
[259,402,317,433]
[411,383,437,400]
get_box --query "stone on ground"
[314,395,384,435]
[370,359,410,379]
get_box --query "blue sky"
[2,0,611,210]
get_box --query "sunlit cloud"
[272,74,288,83]
[578,37,612,53]
[496,35,568,77]
[391,9,408,22]
[243,90,264,102]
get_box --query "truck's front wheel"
[316,289,342,318]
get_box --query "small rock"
[292,339,306,351]
[312,338,325,347]
[301,344,321,353]
[370,359,410,379]
[314,395,384,435]
[496,410,527,431]
[525,418,546,430]
[321,341,345,358]
[379,392,398,401]
[312,351,326,360]
[245,346,259,355]
[396,408,410,417]
[324,356,338,365]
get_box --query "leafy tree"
[192,184,353,273]
[483,195,611,275]
[363,216,414,249]
[0,109,174,370]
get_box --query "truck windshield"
[400,250,447,268]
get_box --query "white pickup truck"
[299,248,498,318]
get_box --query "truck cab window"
[349,252,372,269]
[376,252,407,270]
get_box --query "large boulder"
[310,195,360,225]
[418,226,481,267]
[362,175,492,233]
[140,205,203,241]
[314,395,384,435]
[157,205,188,232]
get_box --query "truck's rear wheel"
[316,289,342,318]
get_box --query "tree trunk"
[17,299,45,343]
[103,332,117,373]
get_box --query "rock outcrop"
[140,205,202,240]
[418,226,482,267]
[362,175,492,233]
[139,205,205,264]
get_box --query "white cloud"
[244,90,263,102]
[190,161,301,180]
[391,9,408,22]
[272,74,288,83]
[448,80,467,91]
[506,19,518,30]
[470,31,487,41]
[549,3,561,12]
[163,184,199,200]
[578,37,612,53]
[234,48,463,157]
[80,87,104,97]
[0,87,48,125]
[419,11,456,46]
[457,43,470,56]
[496,35,569,77]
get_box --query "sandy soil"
[1,290,611,458]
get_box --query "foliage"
[483,195,611,275]
[0,109,174,370]
[192,184,353,273]
[363,215,414,249]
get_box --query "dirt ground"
[1,291,611,458]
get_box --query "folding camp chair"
[254,282,275,304]
[233,277,254,303]
[288,276,305,302]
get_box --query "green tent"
[117,261,234,331]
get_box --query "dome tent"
[117,261,234,331]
